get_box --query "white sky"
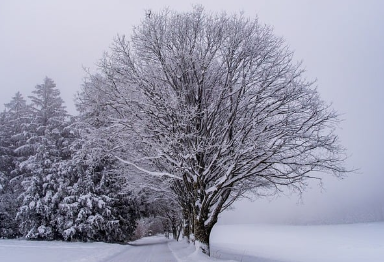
[1,0,383,224]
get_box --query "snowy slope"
[211,222,384,262]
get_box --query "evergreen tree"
[0,92,32,238]
[2,77,139,242]
[54,76,141,242]
[29,77,67,128]
[0,110,15,238]
[56,119,139,243]
[17,78,70,239]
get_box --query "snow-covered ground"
[0,239,127,262]
[0,235,232,262]
[211,222,384,262]
[1,222,383,262]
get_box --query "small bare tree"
[84,6,347,255]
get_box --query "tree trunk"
[193,217,214,256]
[192,196,224,256]
[172,224,177,239]
[183,218,190,240]
[182,203,195,241]
[176,222,183,241]
[183,209,191,241]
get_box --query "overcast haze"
[1,0,383,224]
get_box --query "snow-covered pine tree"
[2,78,139,242]
[55,120,139,243]
[29,77,67,128]
[50,79,140,243]
[17,78,71,240]
[0,109,15,238]
[0,92,32,238]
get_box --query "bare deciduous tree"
[84,6,347,255]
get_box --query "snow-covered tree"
[78,72,184,237]
[1,92,33,175]
[84,7,348,254]
[17,78,70,239]
[29,77,67,128]
[0,78,139,242]
[55,134,139,243]
[0,110,15,238]
[0,92,32,238]
[55,85,141,243]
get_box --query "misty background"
[1,0,383,224]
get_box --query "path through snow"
[0,236,180,262]
[0,236,233,262]
[115,236,178,262]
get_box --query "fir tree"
[17,78,70,239]
[0,92,32,238]
[56,121,139,243]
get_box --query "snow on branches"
[80,6,348,254]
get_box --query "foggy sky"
[1,0,383,224]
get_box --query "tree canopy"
[80,6,347,254]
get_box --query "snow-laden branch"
[114,156,182,180]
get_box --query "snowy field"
[1,223,383,262]
[211,222,384,262]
